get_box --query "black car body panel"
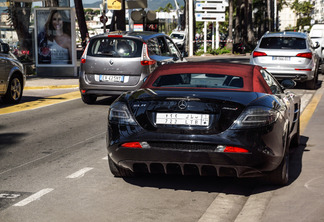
[106,62,300,184]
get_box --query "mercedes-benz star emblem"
[178,100,187,110]
[109,59,114,66]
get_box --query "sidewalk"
[25,76,79,90]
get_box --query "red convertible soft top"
[142,62,272,94]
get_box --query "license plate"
[99,75,124,82]
[156,113,209,126]
[272,56,290,61]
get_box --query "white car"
[309,24,324,73]
[250,32,320,89]
[170,31,186,51]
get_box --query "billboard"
[35,8,76,67]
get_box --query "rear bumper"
[107,125,286,178]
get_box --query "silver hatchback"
[250,32,320,89]
[79,31,186,104]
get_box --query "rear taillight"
[121,142,142,148]
[215,145,249,153]
[253,51,267,57]
[81,58,86,64]
[141,43,156,66]
[296,52,312,59]
[80,42,88,64]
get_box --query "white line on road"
[13,188,54,207]
[198,193,247,222]
[66,167,94,179]
[234,191,273,222]
[102,156,108,160]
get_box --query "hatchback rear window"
[87,38,142,57]
[259,37,306,49]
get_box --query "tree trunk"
[9,2,32,53]
[234,0,242,43]
[267,0,271,31]
[246,0,254,45]
[74,0,88,42]
[227,0,233,51]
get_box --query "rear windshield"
[87,37,142,57]
[152,73,244,89]
[259,37,306,49]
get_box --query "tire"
[108,155,135,177]
[2,74,23,104]
[290,118,300,148]
[321,64,324,74]
[81,94,97,104]
[266,154,289,186]
[305,72,318,90]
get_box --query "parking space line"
[66,167,94,179]
[13,188,54,207]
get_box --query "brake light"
[295,68,312,71]
[121,142,142,148]
[253,51,267,57]
[224,146,249,153]
[141,43,156,66]
[296,52,312,59]
[81,58,86,64]
[108,35,123,38]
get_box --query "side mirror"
[281,79,296,89]
[313,41,320,49]
[0,43,10,54]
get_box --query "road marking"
[0,91,80,115]
[0,132,105,176]
[234,191,273,222]
[13,188,54,207]
[198,193,247,222]
[25,85,78,90]
[102,156,108,160]
[66,167,94,179]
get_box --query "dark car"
[79,31,186,104]
[0,41,25,104]
[106,62,301,185]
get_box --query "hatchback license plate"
[156,113,209,126]
[272,56,290,61]
[100,75,124,82]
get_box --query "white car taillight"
[296,52,312,59]
[253,51,267,57]
[141,43,156,66]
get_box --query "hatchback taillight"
[253,51,267,57]
[141,43,156,66]
[81,58,86,64]
[296,52,312,59]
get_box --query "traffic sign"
[107,0,122,10]
[196,0,228,6]
[196,3,226,12]
[195,13,225,22]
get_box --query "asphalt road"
[1,56,324,222]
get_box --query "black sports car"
[106,62,301,185]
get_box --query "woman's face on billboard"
[52,12,63,31]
